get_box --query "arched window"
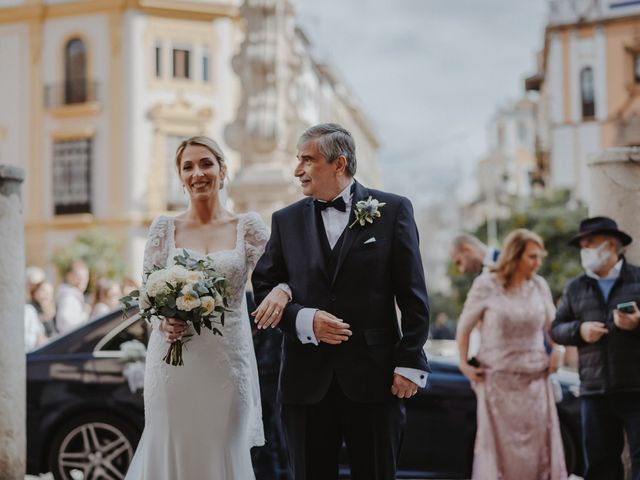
[64,38,87,104]
[580,67,595,119]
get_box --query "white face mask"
[580,241,612,273]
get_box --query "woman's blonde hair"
[491,228,546,289]
[175,136,228,189]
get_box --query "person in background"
[30,280,57,337]
[456,229,566,479]
[551,216,640,480]
[121,277,139,297]
[449,234,500,357]
[91,278,122,320]
[55,259,90,334]
[449,234,500,275]
[24,267,47,350]
[430,312,455,340]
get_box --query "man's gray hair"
[450,234,487,253]
[298,123,357,177]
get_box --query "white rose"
[200,296,216,316]
[186,270,204,284]
[146,270,170,297]
[176,286,201,312]
[167,265,190,285]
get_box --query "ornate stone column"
[0,165,26,479]
[225,0,305,219]
[588,148,640,263]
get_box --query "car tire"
[560,421,578,475]
[47,412,139,480]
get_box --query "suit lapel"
[304,199,330,283]
[330,180,368,287]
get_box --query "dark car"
[27,313,583,479]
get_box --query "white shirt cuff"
[296,308,318,345]
[276,283,292,301]
[394,367,428,388]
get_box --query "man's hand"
[580,321,608,343]
[312,310,352,345]
[614,304,640,331]
[252,287,289,329]
[391,373,418,399]
[160,318,187,343]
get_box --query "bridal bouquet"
[121,250,229,366]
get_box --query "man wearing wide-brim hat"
[551,216,640,480]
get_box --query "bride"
[125,136,288,479]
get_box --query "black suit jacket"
[252,181,430,404]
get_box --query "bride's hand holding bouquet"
[121,249,230,366]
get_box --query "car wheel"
[48,412,138,480]
[560,421,578,475]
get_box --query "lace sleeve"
[142,216,171,274]
[243,212,270,270]
[142,217,170,330]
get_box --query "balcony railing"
[44,80,99,108]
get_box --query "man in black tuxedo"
[252,123,430,480]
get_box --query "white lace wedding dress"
[125,212,268,480]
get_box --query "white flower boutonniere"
[349,196,386,229]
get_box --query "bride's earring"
[182,184,186,194]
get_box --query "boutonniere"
[349,196,386,229]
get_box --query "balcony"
[44,80,101,117]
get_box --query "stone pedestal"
[0,165,25,480]
[588,148,640,264]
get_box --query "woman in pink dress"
[456,229,567,480]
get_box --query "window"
[172,48,190,79]
[580,67,595,119]
[155,45,162,78]
[99,317,150,352]
[64,38,87,104]
[202,52,210,82]
[634,53,640,84]
[166,134,188,210]
[52,138,92,215]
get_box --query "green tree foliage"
[51,229,127,292]
[446,189,587,318]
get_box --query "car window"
[98,317,150,352]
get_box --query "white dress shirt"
[294,181,428,388]
[55,283,89,334]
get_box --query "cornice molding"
[0,0,239,25]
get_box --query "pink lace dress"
[458,273,567,480]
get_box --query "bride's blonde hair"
[175,136,228,189]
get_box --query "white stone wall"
[547,33,565,125]
[550,125,576,190]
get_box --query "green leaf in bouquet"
[213,328,222,336]
[202,317,212,331]
[192,321,201,335]
[220,312,225,327]
[194,282,209,295]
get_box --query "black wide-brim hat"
[568,216,632,247]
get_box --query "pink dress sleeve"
[458,273,493,335]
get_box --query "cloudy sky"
[295,0,548,205]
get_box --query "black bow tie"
[314,196,347,212]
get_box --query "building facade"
[460,95,538,236]
[526,0,640,201]
[0,0,381,278]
